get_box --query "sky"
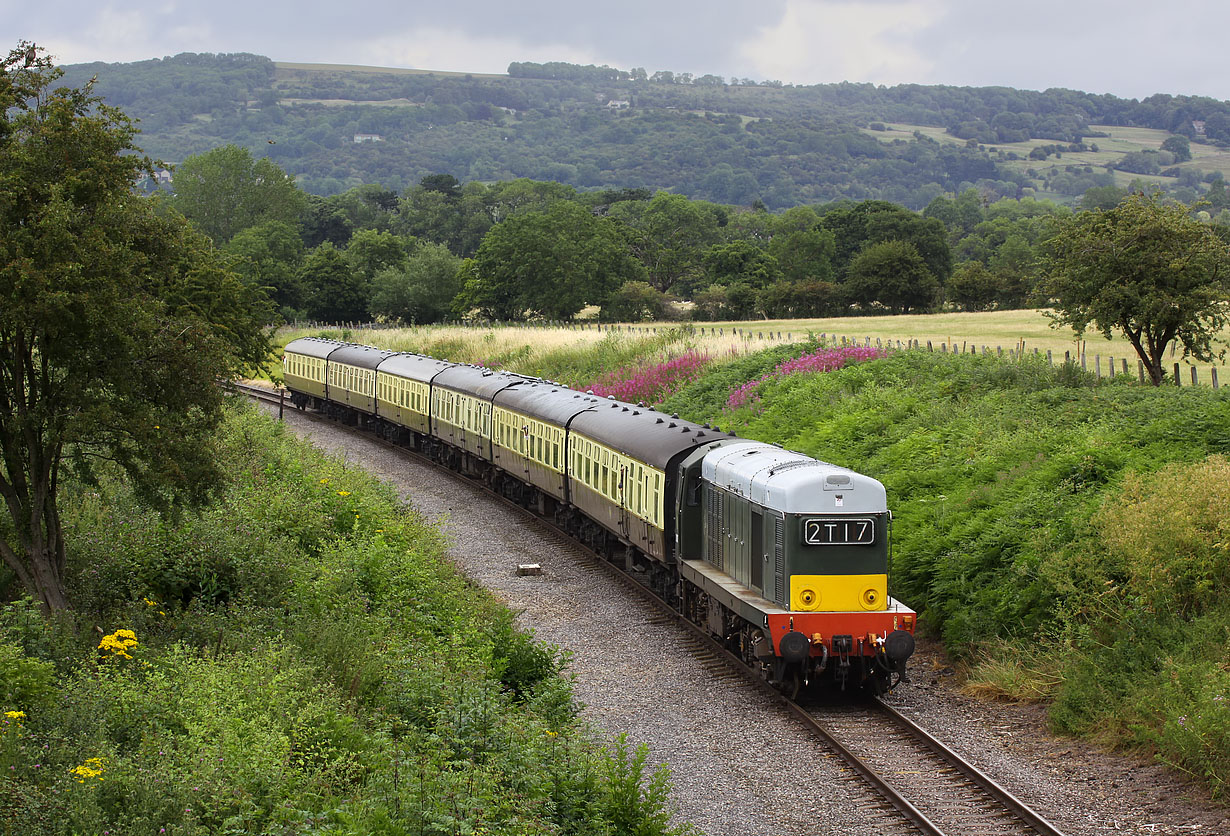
[7,0,1229,102]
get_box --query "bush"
[1098,456,1230,617]
[1,405,691,835]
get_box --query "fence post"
[1046,350,1052,365]
[1191,366,1198,387]
[1174,363,1182,385]
[1109,356,1114,378]
[1212,368,1220,390]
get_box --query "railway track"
[237,381,1067,836]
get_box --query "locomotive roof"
[328,343,397,369]
[377,352,455,383]
[494,379,599,426]
[432,365,525,400]
[284,337,345,360]
[702,441,887,515]
[570,396,735,470]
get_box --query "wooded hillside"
[56,54,1230,207]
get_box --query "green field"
[866,121,1230,190]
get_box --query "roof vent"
[696,431,706,438]
[607,395,616,400]
[633,410,640,416]
[622,406,629,412]
[656,417,664,424]
[587,390,594,395]
[672,413,679,419]
[668,422,677,428]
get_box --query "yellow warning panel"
[790,574,887,612]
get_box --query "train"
[282,336,916,694]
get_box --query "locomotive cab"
[679,441,916,692]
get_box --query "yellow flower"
[320,478,329,484]
[71,757,106,783]
[4,710,25,720]
[143,597,158,606]
[99,629,139,659]
[337,490,351,497]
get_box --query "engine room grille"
[705,485,724,573]
[773,516,786,608]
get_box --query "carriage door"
[617,465,630,539]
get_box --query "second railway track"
[239,381,1066,836]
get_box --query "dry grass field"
[287,309,1230,387]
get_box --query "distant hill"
[57,53,1230,207]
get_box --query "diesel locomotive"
[283,337,916,693]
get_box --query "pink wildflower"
[587,352,712,404]
[726,345,887,410]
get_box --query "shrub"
[1098,455,1230,617]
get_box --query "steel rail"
[873,699,1068,836]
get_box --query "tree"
[947,262,1003,312]
[1161,135,1192,163]
[608,192,722,294]
[170,144,307,243]
[1041,193,1230,384]
[344,229,412,283]
[223,220,306,318]
[821,200,951,285]
[301,243,369,323]
[599,281,672,323]
[460,202,643,320]
[845,240,938,313]
[0,44,272,611]
[370,243,463,324]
